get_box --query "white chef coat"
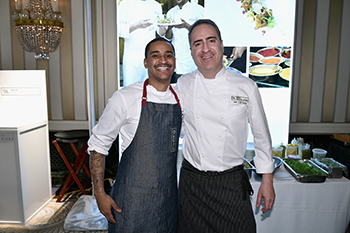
[166,2,204,74]
[88,81,178,156]
[118,0,163,86]
[175,67,274,173]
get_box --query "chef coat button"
[221,115,224,119]
[199,134,203,138]
[196,115,200,119]
[217,154,220,158]
[218,134,222,138]
[195,95,199,99]
[223,95,226,99]
[202,154,205,158]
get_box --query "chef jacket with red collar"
[175,67,275,174]
[88,81,178,156]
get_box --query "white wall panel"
[0,1,13,69]
[24,51,36,70]
[95,0,106,117]
[49,48,63,120]
[309,0,330,122]
[71,0,87,120]
[291,0,304,123]
[102,1,118,102]
[334,0,350,122]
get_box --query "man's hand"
[95,193,122,224]
[130,19,153,33]
[136,19,153,29]
[256,173,275,213]
[164,18,190,40]
[230,47,246,60]
[90,150,121,224]
[174,18,190,30]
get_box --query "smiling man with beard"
[88,37,182,233]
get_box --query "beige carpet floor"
[0,195,107,233]
[1,194,349,233]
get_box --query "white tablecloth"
[250,164,350,233]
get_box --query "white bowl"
[249,64,282,77]
[284,59,291,66]
[279,68,290,81]
[249,52,263,63]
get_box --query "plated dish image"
[249,46,292,88]
[157,15,181,26]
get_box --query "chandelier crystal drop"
[12,0,64,59]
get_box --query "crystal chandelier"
[12,0,64,59]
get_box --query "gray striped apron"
[178,159,255,233]
[109,79,182,233]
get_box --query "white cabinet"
[0,71,51,224]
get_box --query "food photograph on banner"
[117,0,296,144]
[205,0,296,144]
[117,0,205,87]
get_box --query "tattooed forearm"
[90,151,106,195]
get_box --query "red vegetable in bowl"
[258,48,280,57]
[250,54,260,62]
[281,49,291,59]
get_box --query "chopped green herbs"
[285,159,326,175]
[317,158,341,168]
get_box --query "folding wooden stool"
[52,130,91,202]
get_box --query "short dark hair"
[144,37,175,58]
[188,19,222,48]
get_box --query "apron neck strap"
[142,79,181,109]
[142,79,149,107]
[169,85,181,109]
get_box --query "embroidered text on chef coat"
[231,96,249,105]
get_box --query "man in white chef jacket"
[161,0,204,82]
[118,0,165,86]
[89,37,181,232]
[175,19,275,233]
